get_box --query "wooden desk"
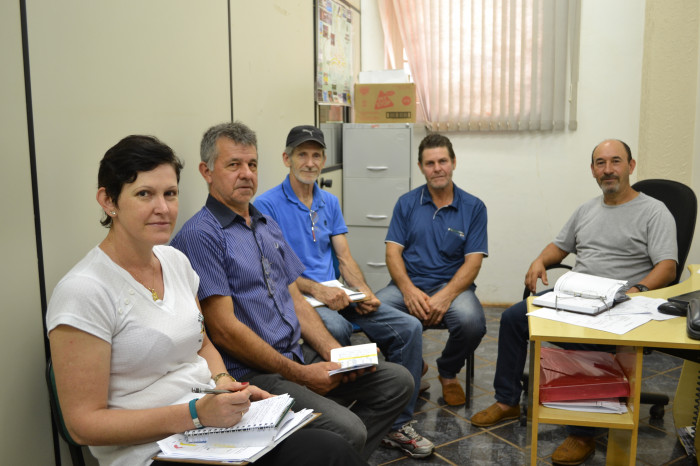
[528,265,700,465]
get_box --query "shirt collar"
[205,194,266,228]
[419,183,461,209]
[281,174,326,211]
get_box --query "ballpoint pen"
[191,388,234,394]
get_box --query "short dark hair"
[418,133,456,164]
[591,139,632,163]
[98,135,183,227]
[200,121,258,170]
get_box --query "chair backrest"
[632,179,697,286]
[45,358,86,466]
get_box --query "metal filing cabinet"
[342,123,413,291]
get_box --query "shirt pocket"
[439,228,466,259]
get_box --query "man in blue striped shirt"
[171,121,413,461]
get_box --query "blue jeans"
[374,282,486,379]
[315,301,423,430]
[495,292,611,438]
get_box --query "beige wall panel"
[686,6,700,278]
[0,2,54,464]
[27,0,231,294]
[639,0,699,183]
[639,0,700,281]
[229,1,315,194]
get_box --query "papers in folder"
[303,280,367,307]
[532,271,627,315]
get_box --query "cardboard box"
[353,83,416,123]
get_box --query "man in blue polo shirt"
[376,133,488,407]
[254,125,434,459]
[171,121,414,461]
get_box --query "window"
[378,0,580,132]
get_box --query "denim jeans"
[495,292,613,438]
[375,282,486,379]
[315,301,423,429]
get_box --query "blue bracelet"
[189,399,203,429]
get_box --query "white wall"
[229,1,316,194]
[361,0,649,304]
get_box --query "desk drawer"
[347,226,391,291]
[343,125,411,178]
[343,178,408,226]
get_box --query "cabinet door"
[343,124,411,178]
[346,226,391,291]
[344,178,408,226]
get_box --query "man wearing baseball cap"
[255,125,435,459]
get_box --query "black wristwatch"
[632,284,649,292]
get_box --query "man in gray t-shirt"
[471,139,677,466]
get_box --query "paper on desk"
[608,296,679,321]
[542,398,628,414]
[528,306,651,334]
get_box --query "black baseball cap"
[285,125,326,149]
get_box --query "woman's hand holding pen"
[214,376,272,401]
[195,384,252,428]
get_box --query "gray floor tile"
[364,306,695,465]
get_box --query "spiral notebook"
[155,409,319,464]
[183,393,295,443]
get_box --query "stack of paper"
[303,280,367,307]
[543,398,628,414]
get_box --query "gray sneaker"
[381,421,435,458]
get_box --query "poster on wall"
[316,0,353,105]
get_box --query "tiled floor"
[361,306,697,466]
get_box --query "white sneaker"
[381,421,435,458]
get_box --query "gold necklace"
[147,262,159,301]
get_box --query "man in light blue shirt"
[255,125,434,459]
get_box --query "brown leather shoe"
[438,375,466,406]
[551,435,595,465]
[470,402,520,427]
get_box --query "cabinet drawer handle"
[365,215,388,220]
[367,262,387,267]
[366,166,389,171]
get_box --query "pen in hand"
[191,388,234,395]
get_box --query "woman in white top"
[46,135,366,466]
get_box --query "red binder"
[539,347,630,403]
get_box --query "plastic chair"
[46,358,86,466]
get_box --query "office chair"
[633,179,697,286]
[633,179,697,416]
[520,179,697,422]
[46,358,86,466]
